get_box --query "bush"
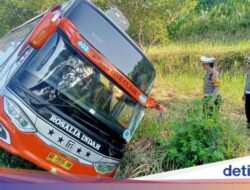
[0,149,41,170]
[161,99,247,169]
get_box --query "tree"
[93,0,197,48]
[0,0,64,37]
[0,0,197,46]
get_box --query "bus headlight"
[4,97,36,132]
[94,163,117,174]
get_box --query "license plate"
[46,153,73,171]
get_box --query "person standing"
[201,56,221,118]
[243,56,250,128]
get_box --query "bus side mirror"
[27,4,62,49]
[155,103,165,111]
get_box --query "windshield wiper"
[30,99,69,108]
[29,99,95,121]
[29,98,121,150]
[30,98,120,134]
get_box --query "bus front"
[0,0,162,177]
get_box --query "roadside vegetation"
[114,40,250,178]
[115,100,247,178]
[0,0,250,178]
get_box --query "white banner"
[136,156,250,180]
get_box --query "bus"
[0,0,163,177]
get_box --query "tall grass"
[147,40,250,107]
[115,40,250,178]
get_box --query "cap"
[200,56,215,64]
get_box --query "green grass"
[115,41,250,178]
[148,40,250,56]
[115,99,248,178]
[147,40,250,107]
[153,72,245,109]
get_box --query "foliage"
[169,0,250,40]
[127,44,249,175]
[161,99,247,169]
[0,0,64,37]
[148,40,250,75]
[93,0,196,47]
[0,149,41,170]
[115,98,248,178]
[1,0,250,42]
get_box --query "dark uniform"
[243,57,250,127]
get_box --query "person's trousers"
[245,94,250,125]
